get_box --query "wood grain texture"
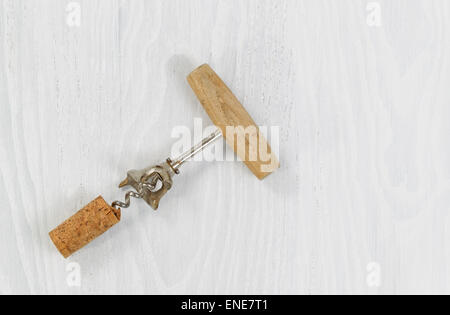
[1,0,450,294]
[188,64,279,179]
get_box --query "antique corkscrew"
[49,64,279,258]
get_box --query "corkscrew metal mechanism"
[112,129,223,210]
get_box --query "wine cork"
[49,196,121,258]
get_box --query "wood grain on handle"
[187,64,279,179]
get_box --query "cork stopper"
[49,196,121,258]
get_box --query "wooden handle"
[187,64,279,179]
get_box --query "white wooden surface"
[1,0,449,295]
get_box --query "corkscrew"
[49,64,279,258]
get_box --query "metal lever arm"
[113,129,223,210]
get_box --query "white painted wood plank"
[0,0,449,294]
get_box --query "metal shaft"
[170,128,222,171]
[114,128,223,210]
